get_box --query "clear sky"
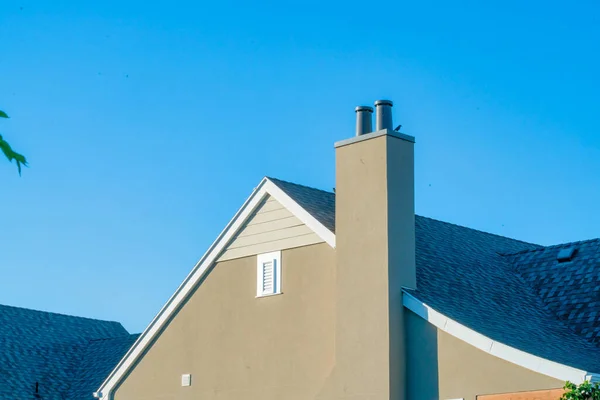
[1,0,599,333]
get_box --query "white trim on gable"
[266,181,335,248]
[402,291,598,384]
[94,178,336,400]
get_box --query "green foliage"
[562,380,600,399]
[0,109,28,175]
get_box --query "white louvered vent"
[257,251,281,297]
[262,260,274,293]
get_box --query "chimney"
[355,106,373,136]
[334,100,416,400]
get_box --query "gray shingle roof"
[505,239,600,343]
[0,304,137,400]
[269,177,600,373]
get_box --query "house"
[0,303,138,399]
[19,99,600,400]
[95,100,600,400]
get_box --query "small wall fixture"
[181,374,192,387]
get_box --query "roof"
[0,303,137,400]
[269,178,600,374]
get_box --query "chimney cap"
[355,106,374,113]
[374,99,393,107]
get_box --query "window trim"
[256,251,282,297]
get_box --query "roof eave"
[403,291,591,384]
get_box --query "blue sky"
[1,0,599,332]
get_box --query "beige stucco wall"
[405,309,563,400]
[113,242,336,400]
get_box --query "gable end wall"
[112,242,336,400]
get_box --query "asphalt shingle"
[505,239,600,344]
[0,304,136,400]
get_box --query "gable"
[96,178,335,399]
[218,195,324,261]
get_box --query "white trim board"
[402,291,598,384]
[94,178,335,400]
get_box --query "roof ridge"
[415,214,542,248]
[0,302,123,326]
[502,237,600,257]
[88,333,141,343]
[266,176,335,196]
[267,177,545,249]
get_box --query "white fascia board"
[403,291,595,384]
[265,179,336,247]
[96,177,336,399]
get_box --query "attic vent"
[557,246,577,262]
[257,251,281,297]
[262,261,274,293]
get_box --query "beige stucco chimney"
[334,100,416,400]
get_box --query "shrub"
[562,380,600,399]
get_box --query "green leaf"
[0,110,9,118]
[0,133,28,175]
[562,380,600,399]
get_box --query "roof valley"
[506,251,600,349]
[504,239,600,348]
